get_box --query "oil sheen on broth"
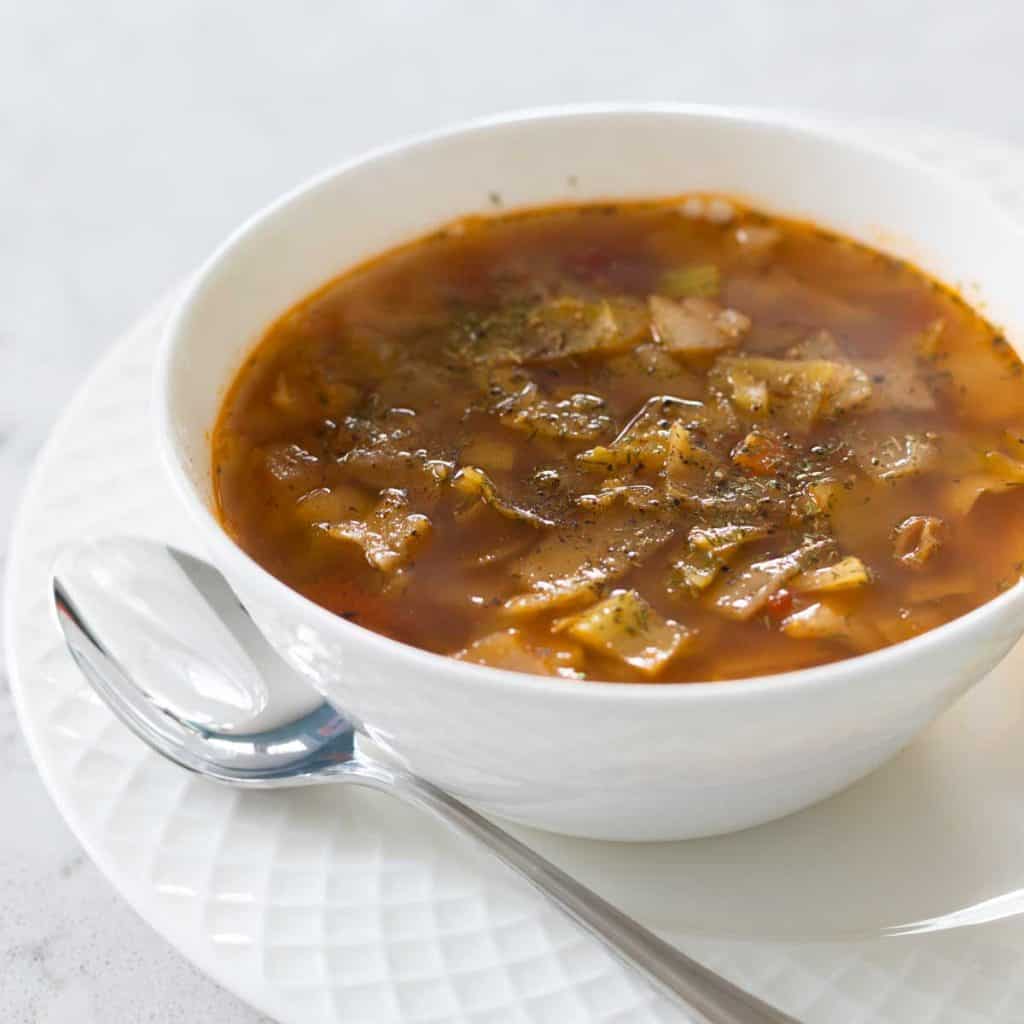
[213,197,1024,683]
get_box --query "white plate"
[10,119,1024,1024]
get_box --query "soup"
[213,197,1024,683]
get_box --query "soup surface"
[214,197,1024,682]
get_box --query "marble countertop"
[3,1,1024,1020]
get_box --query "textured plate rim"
[3,300,297,1024]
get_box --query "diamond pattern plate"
[9,120,1024,1023]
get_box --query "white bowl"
[156,105,1024,841]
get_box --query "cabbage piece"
[670,547,721,595]
[853,433,939,482]
[269,369,358,417]
[498,385,613,441]
[710,356,872,430]
[860,358,937,413]
[985,450,1024,483]
[663,422,719,492]
[670,524,767,594]
[691,524,769,557]
[709,538,835,620]
[462,533,537,570]
[785,330,845,362]
[926,332,1024,426]
[668,470,792,524]
[723,367,769,414]
[446,296,648,367]
[905,573,975,604]
[578,394,704,471]
[947,450,1024,515]
[522,296,650,363]
[603,343,705,395]
[452,466,556,528]
[555,590,694,676]
[453,628,584,678]
[341,447,453,504]
[781,601,849,639]
[575,481,660,511]
[791,555,870,593]
[1003,428,1024,454]
[295,484,372,526]
[503,511,675,615]
[262,443,321,488]
[667,421,716,468]
[876,604,948,645]
[333,407,453,502]
[787,327,936,414]
[945,473,1017,517]
[793,479,841,520]
[324,488,433,572]
[657,264,720,299]
[725,270,879,330]
[892,515,945,569]
[649,295,750,355]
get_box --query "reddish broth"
[213,197,1024,682]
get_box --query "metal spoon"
[51,537,798,1024]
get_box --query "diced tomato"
[765,588,794,619]
[730,431,787,476]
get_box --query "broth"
[213,197,1024,682]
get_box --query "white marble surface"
[2,1,1024,1020]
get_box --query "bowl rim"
[155,101,1024,703]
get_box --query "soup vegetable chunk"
[213,197,1024,683]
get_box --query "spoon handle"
[345,762,798,1024]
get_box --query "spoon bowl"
[54,538,356,783]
